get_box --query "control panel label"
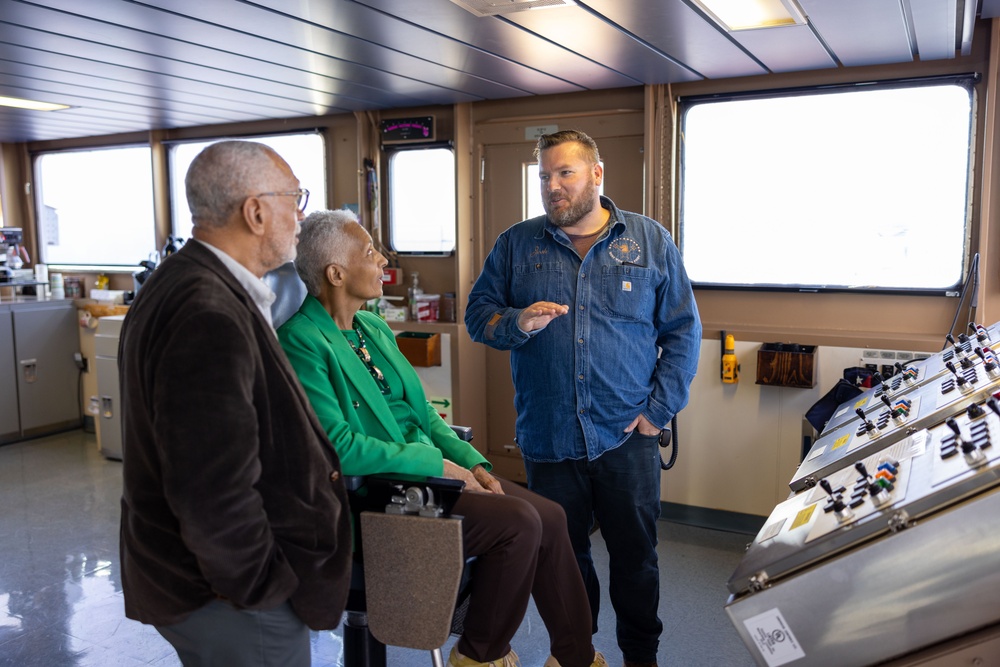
[789,503,816,531]
[743,608,806,666]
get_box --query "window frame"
[166,130,328,242]
[32,143,156,268]
[385,142,457,256]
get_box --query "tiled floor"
[0,430,756,666]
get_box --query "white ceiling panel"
[727,24,837,73]
[800,0,914,67]
[909,0,958,61]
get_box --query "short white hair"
[295,208,362,296]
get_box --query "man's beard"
[545,179,598,228]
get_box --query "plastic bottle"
[407,271,423,321]
[440,292,456,322]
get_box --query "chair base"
[344,611,387,667]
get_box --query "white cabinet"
[94,315,124,460]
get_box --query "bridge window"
[34,145,155,267]
[387,146,456,254]
[168,132,327,242]
[679,76,976,294]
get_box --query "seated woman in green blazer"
[278,209,606,667]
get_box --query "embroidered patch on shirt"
[622,280,632,292]
[609,237,641,264]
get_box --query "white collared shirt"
[194,239,277,329]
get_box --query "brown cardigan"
[118,241,351,630]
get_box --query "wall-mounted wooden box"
[395,331,441,367]
[756,343,816,388]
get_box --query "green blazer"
[278,295,489,477]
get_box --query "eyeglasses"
[255,188,309,213]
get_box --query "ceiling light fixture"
[449,0,575,18]
[692,0,807,31]
[0,95,71,111]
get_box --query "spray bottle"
[407,271,423,321]
[722,333,739,384]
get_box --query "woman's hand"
[441,461,503,494]
[471,464,503,495]
[442,460,487,492]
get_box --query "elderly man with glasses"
[118,140,351,666]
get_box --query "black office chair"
[264,264,476,667]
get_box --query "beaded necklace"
[345,323,391,395]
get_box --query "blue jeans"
[524,431,663,663]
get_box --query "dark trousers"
[155,599,309,666]
[454,477,595,667]
[524,432,663,664]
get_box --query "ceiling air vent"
[449,0,574,17]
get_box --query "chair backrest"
[263,261,308,328]
[360,511,465,651]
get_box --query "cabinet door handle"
[101,396,114,419]
[19,359,37,383]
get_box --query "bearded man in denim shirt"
[466,130,702,667]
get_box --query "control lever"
[894,361,918,384]
[945,361,968,388]
[946,333,964,356]
[979,347,999,374]
[945,418,985,466]
[970,321,990,343]
[878,393,910,421]
[820,478,854,523]
[855,461,892,507]
[946,417,964,445]
[855,407,878,434]
[987,397,1000,418]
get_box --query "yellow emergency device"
[722,334,739,384]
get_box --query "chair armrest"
[450,425,473,442]
[348,474,465,517]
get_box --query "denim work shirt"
[466,196,702,463]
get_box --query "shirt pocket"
[513,261,567,305]
[601,265,653,322]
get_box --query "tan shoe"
[448,645,520,667]
[543,651,608,667]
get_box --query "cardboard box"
[396,331,441,367]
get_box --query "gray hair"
[533,129,601,164]
[295,208,361,296]
[186,140,280,229]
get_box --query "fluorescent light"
[0,95,71,111]
[693,0,807,31]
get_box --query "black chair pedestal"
[344,610,387,667]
